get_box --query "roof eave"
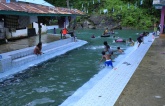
[0,10,85,16]
[153,4,165,6]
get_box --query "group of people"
[99,31,149,68]
[33,27,77,56]
[60,27,77,42]
[99,41,124,68]
[115,31,149,47]
[60,27,76,42]
[33,30,149,68]
[33,28,68,56]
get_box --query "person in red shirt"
[62,28,68,39]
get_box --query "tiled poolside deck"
[61,34,155,106]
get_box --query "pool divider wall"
[0,37,79,73]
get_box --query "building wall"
[6,28,28,38]
[5,15,47,39]
[33,22,47,34]
[65,16,69,28]
[0,22,5,39]
[3,16,68,39]
[30,16,38,24]
[19,16,30,28]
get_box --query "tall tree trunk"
[66,0,69,8]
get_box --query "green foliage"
[49,20,58,25]
[45,0,160,29]
[101,19,105,24]
[76,17,81,22]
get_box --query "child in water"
[117,47,124,53]
[99,51,113,68]
[127,38,134,46]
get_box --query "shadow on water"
[0,29,151,106]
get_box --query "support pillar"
[160,6,165,34]
[38,16,42,43]
[74,16,77,28]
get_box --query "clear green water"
[0,29,151,106]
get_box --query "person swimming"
[115,38,126,43]
[91,35,95,38]
[127,38,134,46]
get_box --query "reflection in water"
[25,98,55,106]
[84,45,104,50]
[0,29,150,106]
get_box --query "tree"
[66,0,69,8]
[45,0,160,29]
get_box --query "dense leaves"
[45,0,160,29]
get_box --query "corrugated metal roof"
[0,0,85,16]
[17,0,54,7]
[153,0,165,6]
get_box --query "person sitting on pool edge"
[34,42,43,55]
[99,51,113,68]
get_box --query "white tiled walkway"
[61,34,154,106]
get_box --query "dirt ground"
[114,36,165,106]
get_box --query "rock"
[69,15,121,29]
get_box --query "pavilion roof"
[0,0,85,16]
[153,0,165,6]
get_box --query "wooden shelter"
[0,0,85,43]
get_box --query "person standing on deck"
[137,32,146,47]
[72,26,77,42]
[154,23,157,36]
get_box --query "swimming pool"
[0,29,150,106]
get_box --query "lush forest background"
[45,0,161,29]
